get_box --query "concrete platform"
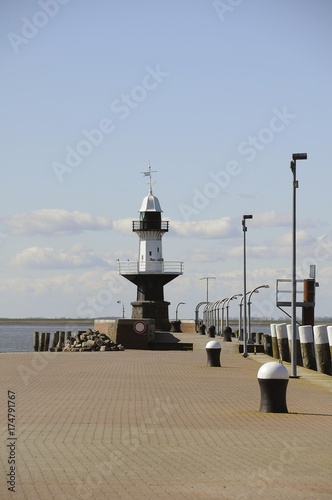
[1,333,332,499]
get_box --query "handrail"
[118,260,184,275]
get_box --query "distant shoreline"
[0,318,330,326]
[0,319,96,325]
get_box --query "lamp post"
[200,277,216,306]
[175,302,185,321]
[242,214,253,357]
[117,300,125,319]
[247,285,269,342]
[290,153,307,377]
[221,297,229,331]
[225,294,242,327]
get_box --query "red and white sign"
[133,321,147,334]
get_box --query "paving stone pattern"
[0,333,332,499]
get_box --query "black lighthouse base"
[131,300,171,331]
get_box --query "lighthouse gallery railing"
[118,261,184,275]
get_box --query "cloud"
[112,218,133,234]
[170,218,234,238]
[11,244,109,269]
[3,209,113,236]
[252,211,291,227]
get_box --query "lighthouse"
[118,166,184,330]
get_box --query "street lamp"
[220,297,229,331]
[175,302,185,321]
[290,152,307,377]
[242,214,253,357]
[117,300,125,319]
[225,294,242,327]
[200,277,216,306]
[247,285,269,342]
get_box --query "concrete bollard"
[298,326,317,371]
[286,324,303,366]
[327,326,332,359]
[313,325,331,375]
[270,324,279,359]
[276,323,290,362]
[257,361,289,413]
[206,340,221,367]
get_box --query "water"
[0,322,94,353]
[0,321,273,353]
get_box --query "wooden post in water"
[33,332,39,352]
[52,331,59,350]
[45,332,50,351]
[40,332,46,352]
[58,331,65,350]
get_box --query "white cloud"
[11,244,109,269]
[112,218,133,234]
[3,209,113,236]
[170,218,234,238]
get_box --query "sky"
[1,0,332,321]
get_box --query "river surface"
[0,321,273,352]
[0,322,94,353]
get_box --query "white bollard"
[257,362,289,413]
[205,340,222,367]
[286,324,302,366]
[327,326,332,359]
[270,323,279,359]
[313,325,331,375]
[275,323,290,362]
[298,325,317,371]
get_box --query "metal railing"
[132,221,169,231]
[118,260,184,275]
[276,279,313,307]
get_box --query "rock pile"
[54,329,124,352]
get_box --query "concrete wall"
[94,319,155,349]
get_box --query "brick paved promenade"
[1,333,332,499]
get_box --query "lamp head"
[292,153,307,161]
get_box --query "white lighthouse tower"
[118,166,184,330]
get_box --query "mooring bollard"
[276,323,290,362]
[327,326,332,359]
[222,326,232,342]
[206,340,221,367]
[286,324,303,366]
[298,325,317,371]
[270,324,279,359]
[257,361,289,413]
[208,325,216,337]
[313,325,331,375]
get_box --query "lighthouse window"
[157,247,159,252]
[149,251,152,256]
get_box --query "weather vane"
[141,164,157,193]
